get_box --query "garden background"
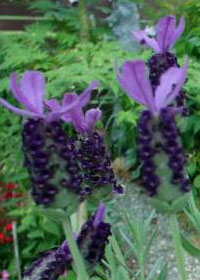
[1,0,200,279]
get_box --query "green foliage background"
[1,0,200,278]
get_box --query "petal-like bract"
[133,30,160,53]
[155,61,188,111]
[85,108,102,133]
[116,60,156,113]
[133,15,185,54]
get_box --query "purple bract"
[133,15,185,54]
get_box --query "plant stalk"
[12,220,22,280]
[170,214,187,280]
[62,218,88,280]
[78,0,90,42]
[78,201,87,231]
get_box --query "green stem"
[78,201,87,231]
[12,221,22,280]
[170,214,187,280]
[78,0,90,42]
[139,256,145,280]
[62,218,88,280]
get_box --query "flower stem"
[78,0,90,42]
[170,214,187,280]
[78,201,87,231]
[12,221,22,280]
[62,218,88,280]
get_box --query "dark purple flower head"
[0,71,79,121]
[116,59,187,116]
[133,16,185,54]
[77,203,111,267]
[46,80,101,136]
[23,241,71,280]
[23,204,111,279]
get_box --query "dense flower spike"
[133,15,188,114]
[22,118,83,207]
[23,242,72,280]
[47,85,123,201]
[0,71,98,209]
[48,87,124,200]
[23,204,111,279]
[77,203,111,268]
[116,59,190,200]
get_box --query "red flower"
[5,183,16,190]
[4,236,12,243]
[5,224,12,231]
[4,192,13,199]
[0,233,5,243]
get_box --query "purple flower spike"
[116,59,187,115]
[0,71,81,121]
[133,15,185,54]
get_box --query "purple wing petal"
[60,93,79,122]
[93,203,106,228]
[62,93,78,106]
[170,16,185,49]
[156,16,176,53]
[132,30,160,53]
[85,108,102,133]
[21,71,45,114]
[116,60,155,113]
[0,98,40,117]
[79,80,99,107]
[10,73,37,113]
[155,61,188,111]
[45,99,60,111]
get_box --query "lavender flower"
[47,89,123,201]
[77,203,111,269]
[23,204,111,279]
[133,16,188,115]
[23,241,72,280]
[0,71,97,209]
[116,59,190,202]
[133,15,185,54]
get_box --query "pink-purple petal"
[62,93,78,107]
[93,203,106,228]
[79,80,99,107]
[0,98,40,117]
[170,16,185,49]
[85,108,102,132]
[155,62,188,111]
[21,71,45,114]
[132,30,160,53]
[10,73,37,113]
[156,16,176,53]
[45,99,60,111]
[116,60,155,112]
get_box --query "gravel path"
[110,184,200,280]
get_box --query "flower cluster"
[0,182,24,245]
[0,271,9,280]
[116,56,190,202]
[133,15,188,115]
[23,204,111,280]
[0,72,122,210]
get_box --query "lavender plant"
[116,47,191,280]
[46,92,123,203]
[0,71,98,215]
[133,15,188,115]
[23,204,111,280]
